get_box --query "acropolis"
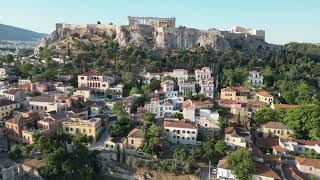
[128,16,176,28]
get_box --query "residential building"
[164,119,198,145]
[105,137,125,151]
[4,115,25,142]
[295,157,320,178]
[127,128,144,150]
[161,80,178,98]
[109,84,123,98]
[195,67,212,81]
[0,99,20,120]
[142,72,162,84]
[181,99,214,110]
[73,87,92,102]
[256,91,274,105]
[195,109,219,135]
[0,89,26,101]
[252,163,281,180]
[59,74,72,81]
[29,96,67,112]
[198,78,214,98]
[21,129,47,144]
[248,71,263,86]
[34,82,55,93]
[279,138,320,154]
[258,121,292,139]
[163,69,189,83]
[145,98,174,118]
[37,111,74,136]
[220,87,250,102]
[18,79,31,86]
[0,68,6,78]
[224,126,251,148]
[78,71,115,92]
[178,81,196,96]
[62,117,102,141]
[217,159,236,180]
[218,159,281,180]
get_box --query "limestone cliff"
[36,23,274,52]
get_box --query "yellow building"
[62,117,102,141]
[73,87,92,102]
[220,87,250,102]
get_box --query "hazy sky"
[1,0,319,44]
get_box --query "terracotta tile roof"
[3,88,25,95]
[263,121,289,129]
[79,71,103,76]
[273,104,297,109]
[256,91,273,98]
[230,86,250,93]
[127,128,144,138]
[219,99,242,105]
[256,137,279,148]
[0,99,19,107]
[164,120,197,129]
[29,96,55,102]
[294,139,320,146]
[282,165,309,180]
[263,154,282,166]
[295,156,320,169]
[273,145,285,153]
[255,163,281,179]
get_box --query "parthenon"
[128,16,176,28]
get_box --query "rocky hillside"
[36,23,275,52]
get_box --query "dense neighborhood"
[0,13,320,180]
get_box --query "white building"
[195,67,212,81]
[161,80,178,98]
[256,91,274,105]
[108,84,124,98]
[142,72,162,84]
[196,109,219,135]
[178,82,196,96]
[163,69,189,83]
[0,68,6,78]
[78,71,115,93]
[145,98,174,118]
[0,89,26,101]
[224,126,251,148]
[18,79,31,86]
[164,119,198,145]
[279,138,320,154]
[199,78,214,98]
[217,159,236,180]
[248,71,263,86]
[29,96,67,112]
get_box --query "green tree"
[227,148,255,180]
[284,103,320,139]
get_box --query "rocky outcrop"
[35,23,273,52]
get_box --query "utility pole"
[208,161,211,180]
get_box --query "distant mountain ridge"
[0,24,47,41]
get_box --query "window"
[70,128,73,132]
[166,129,169,132]
[81,77,84,80]
[192,137,194,140]
[182,130,185,133]
[83,129,86,133]
[192,131,195,134]
[205,124,207,127]
[177,136,180,139]
[89,129,92,133]
[131,140,134,144]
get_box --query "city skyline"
[1,0,320,44]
